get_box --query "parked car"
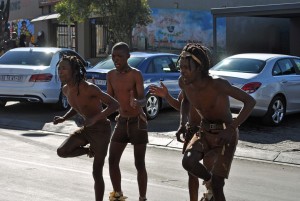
[210,53,300,126]
[0,47,92,110]
[86,52,180,119]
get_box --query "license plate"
[87,79,106,86]
[0,75,23,82]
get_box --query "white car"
[210,53,300,126]
[0,47,91,110]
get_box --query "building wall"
[9,0,45,46]
[290,18,300,56]
[9,0,40,20]
[8,0,300,59]
[148,0,300,57]
[148,0,300,10]
[226,17,290,55]
[77,22,91,59]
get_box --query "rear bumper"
[0,86,60,103]
[230,96,269,117]
[0,95,42,103]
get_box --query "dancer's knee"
[135,160,146,171]
[93,160,104,181]
[108,155,119,167]
[57,147,68,158]
[182,151,200,171]
[93,169,104,181]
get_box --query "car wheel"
[262,96,285,126]
[0,100,7,108]
[144,94,160,120]
[54,93,69,110]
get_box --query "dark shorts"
[182,124,200,153]
[72,119,111,157]
[111,115,148,145]
[186,128,238,179]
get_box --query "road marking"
[0,156,187,191]
[0,156,90,174]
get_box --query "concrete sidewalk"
[1,117,300,166]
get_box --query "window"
[211,58,265,73]
[57,23,76,50]
[93,56,144,70]
[272,64,282,76]
[0,51,53,66]
[149,56,178,73]
[277,59,295,75]
[292,58,300,73]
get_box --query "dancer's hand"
[149,82,168,98]
[53,116,65,125]
[175,124,186,143]
[130,90,137,109]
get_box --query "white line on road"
[0,156,187,191]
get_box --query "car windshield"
[211,58,265,73]
[93,56,145,70]
[0,51,53,66]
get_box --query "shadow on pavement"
[239,114,300,144]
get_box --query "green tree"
[55,0,152,49]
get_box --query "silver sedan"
[210,53,300,126]
[0,47,91,110]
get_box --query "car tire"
[0,100,7,108]
[262,96,286,126]
[54,92,69,110]
[144,94,160,120]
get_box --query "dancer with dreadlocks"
[176,43,255,201]
[53,55,119,201]
[149,83,203,201]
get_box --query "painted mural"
[132,8,226,51]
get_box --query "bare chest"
[184,87,223,117]
[66,90,96,112]
[111,74,136,96]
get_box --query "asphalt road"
[1,101,300,154]
[1,127,300,201]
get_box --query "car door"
[275,58,300,111]
[290,58,300,111]
[144,55,180,98]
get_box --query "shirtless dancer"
[107,42,148,201]
[177,43,256,201]
[53,55,119,201]
[150,82,205,201]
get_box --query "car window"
[93,56,144,70]
[148,56,178,73]
[277,59,296,75]
[272,63,283,76]
[0,51,53,66]
[171,56,180,72]
[128,57,145,69]
[211,58,265,73]
[292,58,300,73]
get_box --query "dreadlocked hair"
[60,55,86,95]
[180,43,212,76]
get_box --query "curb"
[1,118,299,166]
